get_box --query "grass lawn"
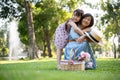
[0,58,120,80]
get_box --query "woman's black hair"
[79,13,94,28]
[65,9,84,33]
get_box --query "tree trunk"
[116,19,120,58]
[46,33,52,57]
[118,35,120,58]
[34,44,39,58]
[113,35,117,58]
[43,43,47,57]
[45,29,52,57]
[25,0,35,59]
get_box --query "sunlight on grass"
[97,58,116,60]
[0,58,120,80]
[0,57,56,64]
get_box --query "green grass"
[0,58,120,80]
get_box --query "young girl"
[53,9,90,69]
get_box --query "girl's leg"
[57,48,63,69]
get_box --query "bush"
[0,47,9,57]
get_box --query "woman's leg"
[75,42,96,69]
[57,48,63,69]
[85,43,97,69]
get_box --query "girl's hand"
[76,35,86,43]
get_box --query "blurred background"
[0,0,120,60]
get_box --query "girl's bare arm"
[68,21,84,35]
[68,21,92,43]
[68,21,91,34]
[82,27,91,33]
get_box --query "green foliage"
[0,0,86,57]
[100,0,120,39]
[18,13,28,45]
[32,0,80,50]
[0,47,9,57]
[0,30,6,47]
[0,0,24,20]
[100,0,120,57]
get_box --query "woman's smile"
[82,17,91,27]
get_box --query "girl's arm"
[82,27,91,32]
[68,21,84,35]
[68,21,91,35]
[68,21,92,43]
[67,21,85,42]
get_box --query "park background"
[0,0,120,80]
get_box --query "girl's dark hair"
[65,9,84,33]
[73,9,84,17]
[79,13,94,28]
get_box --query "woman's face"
[82,16,91,27]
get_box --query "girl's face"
[82,16,91,27]
[72,15,81,22]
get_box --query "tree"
[0,0,86,58]
[100,0,120,58]
[24,0,35,59]
[33,0,85,57]
[0,0,36,59]
[0,30,8,56]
